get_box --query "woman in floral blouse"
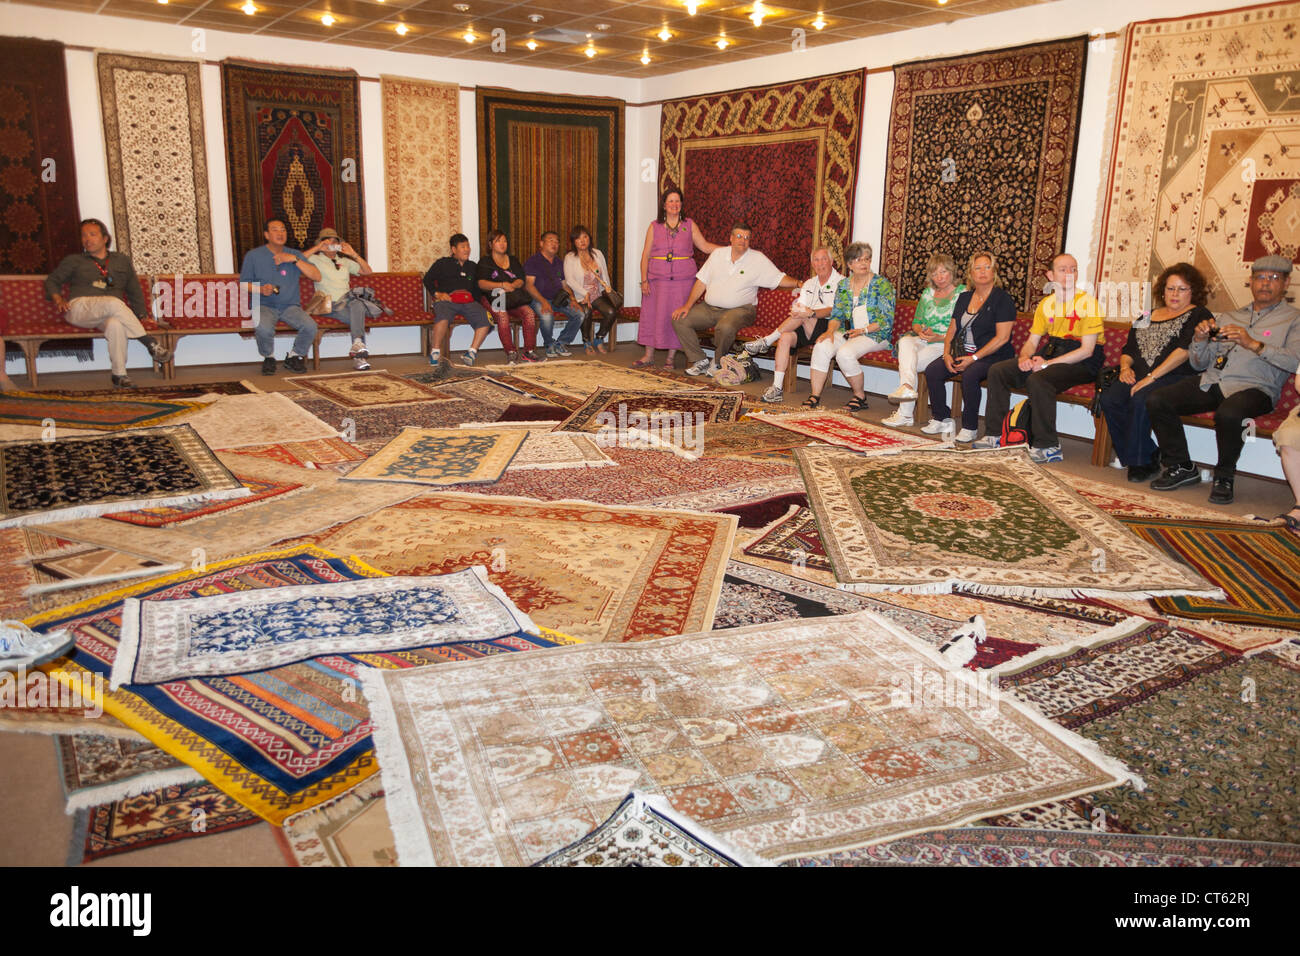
[883,252,965,428]
[802,241,895,411]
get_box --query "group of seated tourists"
[14,206,1300,521]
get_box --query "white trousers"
[895,335,946,417]
[65,296,148,376]
[810,331,889,377]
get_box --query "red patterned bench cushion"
[303,272,429,330]
[1,275,162,336]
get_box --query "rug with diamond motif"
[58,732,202,813]
[560,388,745,437]
[361,610,1135,865]
[286,371,455,408]
[342,427,526,487]
[747,410,933,453]
[796,445,1221,599]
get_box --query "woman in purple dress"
[635,189,719,369]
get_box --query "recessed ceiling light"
[464,28,476,43]
[596,23,610,31]
[812,15,826,30]
[750,2,766,27]
[321,14,335,26]
[686,1,699,15]
[641,51,651,65]
[658,27,671,41]
[585,46,596,58]
[395,23,408,36]
[528,14,543,23]
[716,35,729,49]
[241,1,256,14]
[454,3,469,11]
[526,39,537,50]
[157,0,168,5]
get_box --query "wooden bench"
[0,274,166,386]
[301,273,434,367]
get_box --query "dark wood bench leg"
[312,329,324,370]
[951,381,964,426]
[21,341,40,388]
[1091,414,1114,467]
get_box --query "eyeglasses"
[1164,284,1191,294]
[1253,272,1286,282]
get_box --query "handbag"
[449,290,474,304]
[604,289,624,311]
[1090,366,1121,417]
[552,288,571,309]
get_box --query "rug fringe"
[109,598,144,691]
[23,563,186,597]
[64,765,205,815]
[468,564,539,636]
[0,486,251,530]
[986,615,1154,676]
[358,668,432,867]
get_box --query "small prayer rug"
[493,360,709,399]
[1118,517,1300,632]
[0,391,209,431]
[184,392,340,449]
[103,474,303,527]
[58,732,202,812]
[560,388,745,436]
[225,437,367,471]
[24,539,184,596]
[295,493,737,644]
[428,375,535,411]
[286,370,455,408]
[361,610,1134,865]
[796,445,1221,599]
[507,432,614,471]
[110,567,537,688]
[0,424,248,528]
[277,775,395,866]
[342,427,526,487]
[747,410,932,453]
[72,780,262,864]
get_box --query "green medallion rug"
[341,427,526,487]
[795,446,1221,599]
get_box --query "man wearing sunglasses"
[306,227,374,370]
[45,218,171,388]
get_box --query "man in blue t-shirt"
[239,219,322,374]
[524,231,584,357]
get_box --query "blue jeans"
[255,304,316,359]
[532,297,584,347]
[1099,372,1193,466]
[326,300,366,340]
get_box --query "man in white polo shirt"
[671,223,800,376]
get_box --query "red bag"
[1001,399,1031,447]
[450,290,474,304]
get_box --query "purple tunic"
[640,218,697,349]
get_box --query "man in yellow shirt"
[974,254,1104,462]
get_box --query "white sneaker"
[972,435,1000,450]
[880,411,913,428]
[686,358,716,377]
[353,356,371,371]
[743,339,771,356]
[1028,444,1064,464]
[349,338,368,359]
[920,418,952,435]
[0,621,75,672]
[954,428,978,443]
[888,384,918,404]
[761,384,784,403]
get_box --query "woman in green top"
[883,253,965,427]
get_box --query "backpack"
[715,351,761,386]
[1001,398,1032,447]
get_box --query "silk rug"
[97,53,213,274]
[658,70,865,278]
[28,545,566,824]
[292,493,737,644]
[1119,517,1300,632]
[1095,1,1300,313]
[361,610,1134,866]
[286,371,454,408]
[103,474,303,527]
[0,424,248,528]
[0,37,80,273]
[57,732,202,813]
[381,76,461,273]
[72,780,262,864]
[786,827,1300,867]
[560,389,746,436]
[796,445,1221,599]
[0,391,209,431]
[489,360,709,399]
[998,623,1298,844]
[476,89,624,288]
[110,567,537,688]
[746,410,933,453]
[221,60,365,260]
[881,37,1088,310]
[184,392,340,449]
[342,427,526,487]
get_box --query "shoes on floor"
[880,412,913,428]
[686,358,716,377]
[148,344,172,367]
[1208,477,1235,505]
[284,354,307,374]
[1126,462,1160,483]
[888,384,918,404]
[261,356,276,375]
[462,350,477,367]
[506,352,520,365]
[0,621,75,672]
[954,428,978,443]
[110,374,135,389]
[553,344,572,357]
[972,435,1000,450]
[353,356,371,371]
[761,385,784,403]
[1028,444,1064,464]
[743,339,770,355]
[920,418,952,435]
[519,350,544,363]
[1150,463,1200,492]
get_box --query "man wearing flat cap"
[307,228,374,370]
[1148,254,1300,503]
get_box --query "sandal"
[1284,512,1300,536]
[584,344,595,355]
[662,362,676,371]
[845,396,869,412]
[802,395,822,409]
[631,357,654,368]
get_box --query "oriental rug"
[360,610,1134,866]
[381,77,461,273]
[28,545,566,823]
[110,567,537,688]
[103,474,303,527]
[341,427,526,487]
[1118,517,1300,631]
[498,402,588,423]
[277,775,395,866]
[560,388,745,435]
[535,791,768,867]
[504,431,614,471]
[882,38,1088,310]
[787,827,1300,867]
[48,380,260,400]
[24,539,184,596]
[1065,473,1250,523]
[746,410,932,453]
[221,60,365,260]
[796,445,1220,598]
[998,625,1298,844]
[0,424,247,528]
[659,70,865,277]
[0,391,209,431]
[489,359,709,399]
[184,392,340,449]
[225,436,366,471]
[286,370,453,408]
[1094,2,1300,313]
[97,53,213,274]
[288,393,484,442]
[712,560,878,631]
[430,375,536,413]
[477,89,624,288]
[0,37,81,274]
[294,493,736,645]
[57,732,201,813]
[696,419,814,459]
[73,780,262,864]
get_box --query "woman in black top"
[477,229,542,363]
[922,252,1016,436]
[1099,262,1209,482]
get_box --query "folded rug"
[58,732,202,813]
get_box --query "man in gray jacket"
[1148,255,1300,504]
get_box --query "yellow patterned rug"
[342,427,527,487]
[286,371,457,408]
[485,360,710,398]
[184,392,340,449]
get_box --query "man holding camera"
[307,227,373,370]
[239,218,321,375]
[1148,255,1300,503]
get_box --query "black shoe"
[110,374,135,389]
[1208,478,1234,505]
[284,354,307,373]
[261,356,276,375]
[1126,463,1160,483]
[1150,463,1200,491]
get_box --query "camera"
[1206,325,1228,341]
